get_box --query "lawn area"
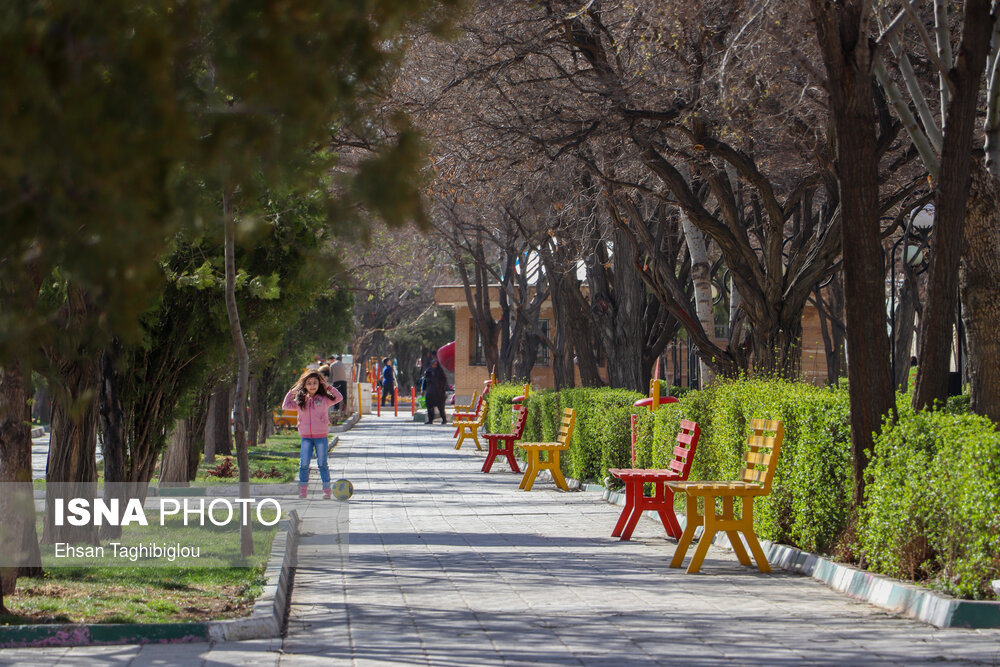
[151,453,300,485]
[251,431,303,455]
[2,518,279,625]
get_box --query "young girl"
[283,369,344,499]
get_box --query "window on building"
[470,321,486,366]
[536,319,550,366]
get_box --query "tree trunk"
[892,270,918,392]
[160,419,191,487]
[187,390,210,480]
[961,161,1000,423]
[42,355,100,545]
[751,316,804,380]
[97,340,126,540]
[204,383,231,463]
[913,0,993,413]
[0,361,43,597]
[680,211,717,386]
[811,0,895,505]
[248,375,260,449]
[224,190,253,557]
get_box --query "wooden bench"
[452,393,485,437]
[481,404,528,473]
[273,409,298,431]
[454,400,487,451]
[667,419,784,573]
[516,408,575,491]
[607,419,700,541]
[453,390,479,420]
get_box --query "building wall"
[436,285,834,399]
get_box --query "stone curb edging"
[0,510,301,648]
[208,509,300,641]
[30,426,45,438]
[330,413,361,434]
[579,482,1000,629]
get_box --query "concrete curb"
[581,482,1000,629]
[330,413,360,434]
[208,509,300,641]
[0,511,301,648]
[30,426,45,438]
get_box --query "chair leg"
[482,441,496,473]
[741,500,771,572]
[656,485,682,539]
[549,450,568,490]
[455,429,466,450]
[504,440,521,473]
[519,450,538,490]
[620,503,644,540]
[473,432,483,451]
[686,495,718,574]
[612,479,637,538]
[670,494,700,568]
[723,496,751,566]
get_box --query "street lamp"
[889,204,934,385]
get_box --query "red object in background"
[437,341,456,373]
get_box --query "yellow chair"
[516,408,576,491]
[454,401,487,451]
[667,419,784,573]
[453,390,479,417]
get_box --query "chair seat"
[667,480,766,496]
[517,441,566,451]
[609,468,683,482]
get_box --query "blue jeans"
[299,437,330,490]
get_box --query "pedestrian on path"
[283,369,344,499]
[422,357,448,425]
[380,357,396,407]
[329,355,349,414]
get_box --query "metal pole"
[376,387,381,417]
[394,386,398,417]
[411,387,416,416]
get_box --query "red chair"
[607,420,700,540]
[481,404,528,473]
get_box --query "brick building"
[434,284,831,398]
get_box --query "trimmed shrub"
[860,409,1000,599]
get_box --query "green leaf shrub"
[860,409,1000,598]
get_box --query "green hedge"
[484,378,999,599]
[861,408,1000,599]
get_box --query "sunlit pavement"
[4,413,1000,665]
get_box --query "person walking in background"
[283,369,343,499]
[380,357,396,407]
[329,355,349,413]
[422,357,448,425]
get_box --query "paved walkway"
[4,415,1000,665]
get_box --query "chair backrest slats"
[557,408,576,446]
[738,419,784,492]
[670,420,701,480]
[512,405,528,438]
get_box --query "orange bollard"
[411,387,416,415]
[376,387,381,417]
[394,386,399,416]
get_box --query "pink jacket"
[283,386,344,438]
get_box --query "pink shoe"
[323,489,332,500]
[299,485,308,499]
